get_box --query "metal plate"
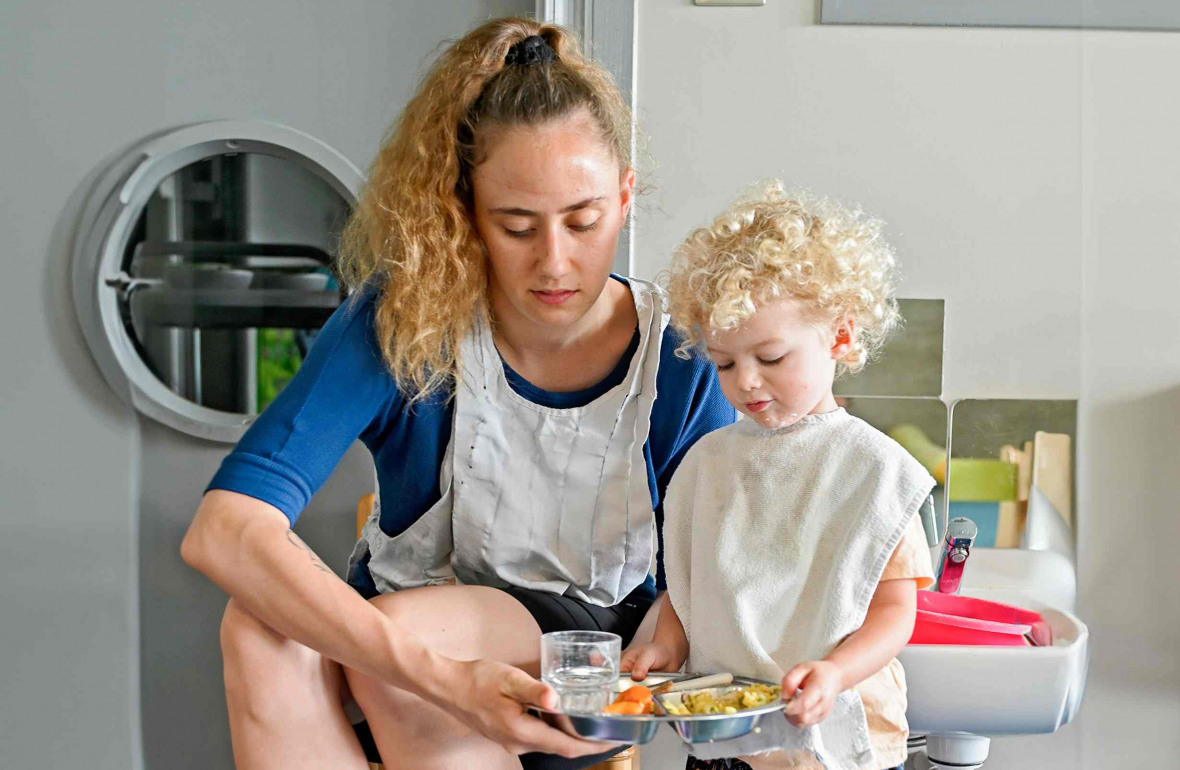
[530,674,784,745]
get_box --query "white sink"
[899,548,1089,735]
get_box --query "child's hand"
[781,660,844,728]
[620,643,682,681]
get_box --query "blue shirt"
[207,280,736,599]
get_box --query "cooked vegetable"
[660,683,781,716]
[603,700,646,715]
[602,684,655,715]
[615,685,653,706]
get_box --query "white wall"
[0,2,528,768]
[635,2,1180,767]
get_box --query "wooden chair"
[353,495,638,770]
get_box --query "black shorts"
[496,583,655,648]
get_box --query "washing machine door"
[73,121,363,442]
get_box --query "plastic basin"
[910,591,1050,646]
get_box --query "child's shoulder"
[824,412,936,489]
[821,411,912,458]
[835,411,910,453]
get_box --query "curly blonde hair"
[337,17,633,400]
[664,182,900,376]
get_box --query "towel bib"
[662,409,936,769]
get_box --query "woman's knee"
[220,598,284,673]
[340,657,427,739]
[220,599,343,717]
[340,595,414,699]
[365,586,539,665]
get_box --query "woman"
[181,17,734,770]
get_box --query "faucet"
[934,517,978,594]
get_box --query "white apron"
[349,278,668,607]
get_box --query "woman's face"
[470,112,634,332]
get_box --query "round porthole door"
[73,121,363,442]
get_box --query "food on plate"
[597,679,780,718]
[602,684,655,715]
[615,685,653,706]
[602,700,646,715]
[660,683,781,716]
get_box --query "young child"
[622,184,936,770]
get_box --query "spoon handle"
[652,672,734,695]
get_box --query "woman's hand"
[440,658,614,758]
[620,642,684,681]
[781,660,844,728]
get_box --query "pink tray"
[909,592,1052,647]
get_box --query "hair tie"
[505,35,557,67]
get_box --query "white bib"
[663,409,935,768]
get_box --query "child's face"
[705,297,850,430]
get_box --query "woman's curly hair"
[336,17,632,400]
[664,182,901,376]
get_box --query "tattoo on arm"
[286,530,333,574]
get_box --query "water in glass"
[540,631,621,714]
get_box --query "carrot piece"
[616,685,653,706]
[602,701,645,715]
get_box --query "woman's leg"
[344,584,545,770]
[220,598,370,769]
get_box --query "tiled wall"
[840,300,1077,552]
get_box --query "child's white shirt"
[662,408,935,769]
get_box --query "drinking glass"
[540,630,621,713]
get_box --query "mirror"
[949,399,1078,552]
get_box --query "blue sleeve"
[206,293,399,524]
[647,328,736,589]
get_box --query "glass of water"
[540,630,621,714]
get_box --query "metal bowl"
[531,674,784,746]
[532,709,663,744]
[657,683,782,743]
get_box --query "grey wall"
[0,2,529,768]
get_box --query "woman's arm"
[182,490,438,688]
[781,578,917,727]
[182,492,600,757]
[182,296,437,688]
